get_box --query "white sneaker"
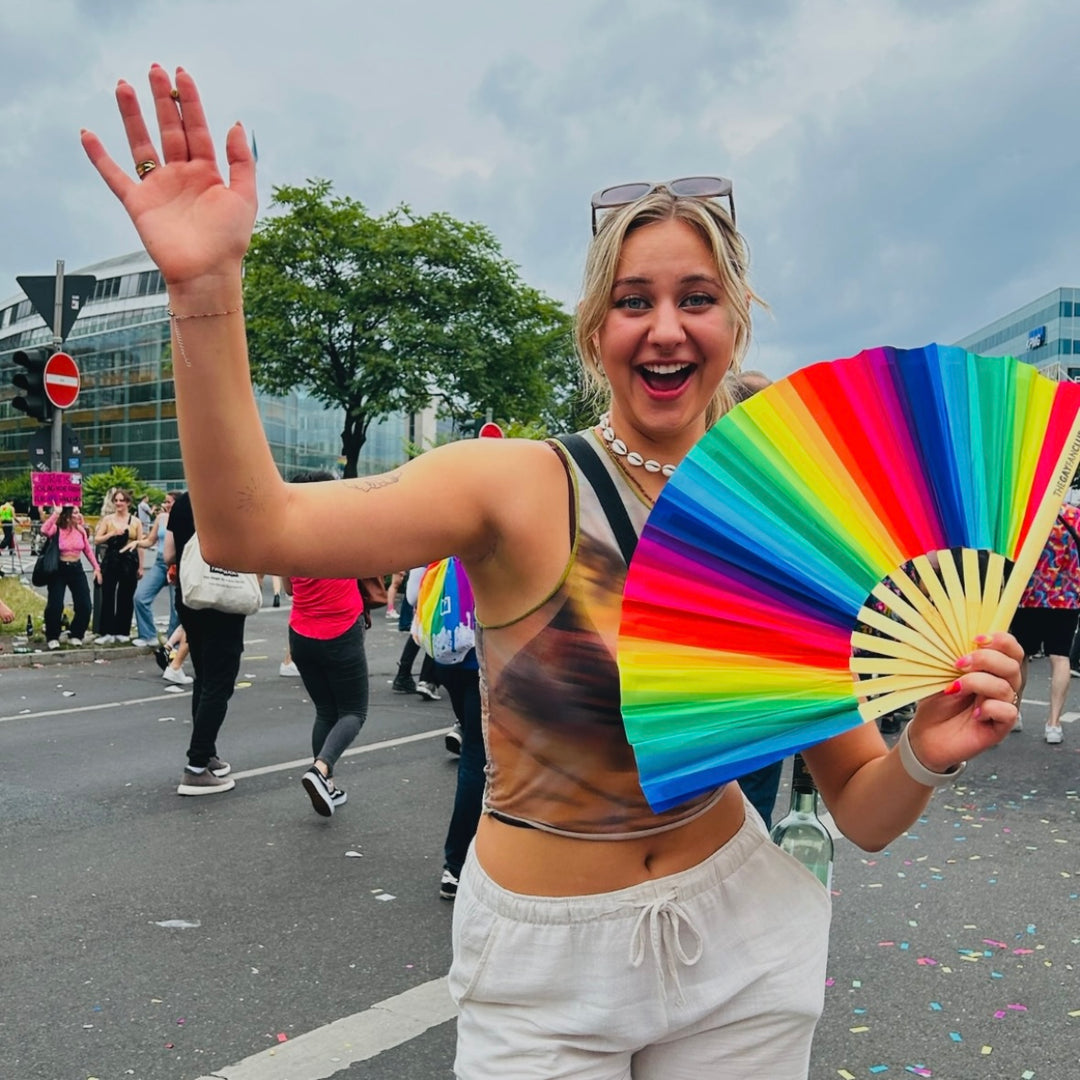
[69,638,83,647]
[97,635,115,645]
[47,639,60,650]
[115,635,130,644]
[1045,724,1064,744]
[131,638,151,648]
[417,680,442,701]
[279,661,301,677]
[163,666,194,685]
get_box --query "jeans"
[45,561,92,641]
[181,602,245,768]
[289,617,369,773]
[99,556,139,637]
[438,662,484,878]
[133,555,178,641]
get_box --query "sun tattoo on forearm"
[344,471,402,493]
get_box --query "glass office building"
[0,250,429,492]
[954,286,1080,380]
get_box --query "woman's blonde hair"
[574,190,764,427]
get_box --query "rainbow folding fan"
[618,343,1080,812]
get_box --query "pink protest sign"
[31,471,83,508]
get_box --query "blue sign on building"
[1028,326,1046,349]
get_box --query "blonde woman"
[85,69,1023,1077]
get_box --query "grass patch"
[0,576,50,640]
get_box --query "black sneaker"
[302,767,335,817]
[444,723,463,755]
[439,868,459,900]
[272,593,281,608]
[330,786,347,810]
[392,674,417,694]
[154,644,169,672]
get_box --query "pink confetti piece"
[905,1067,932,1077]
[1007,1003,1028,1012]
[993,1010,1007,1019]
[916,957,938,966]
[982,940,1007,948]
[276,1032,288,1042]
[825,977,836,987]
[1013,948,1034,955]
[879,941,896,947]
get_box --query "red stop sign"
[44,352,80,409]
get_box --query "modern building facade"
[953,286,1080,380]
[0,250,439,495]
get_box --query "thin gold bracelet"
[167,306,242,367]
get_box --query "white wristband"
[898,723,967,787]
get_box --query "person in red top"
[285,470,370,816]
[41,505,102,648]
[1009,502,1080,743]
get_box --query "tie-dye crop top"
[478,430,725,839]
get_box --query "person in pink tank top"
[41,505,101,648]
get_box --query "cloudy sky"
[1,0,1078,377]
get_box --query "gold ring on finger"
[135,160,158,180]
[170,88,180,101]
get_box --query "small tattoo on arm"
[344,470,402,493]
[237,476,267,513]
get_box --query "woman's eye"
[614,295,648,310]
[682,292,716,308]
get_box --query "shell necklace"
[597,412,678,478]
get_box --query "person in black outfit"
[165,491,243,795]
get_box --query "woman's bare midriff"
[473,782,746,896]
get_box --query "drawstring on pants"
[628,891,704,1005]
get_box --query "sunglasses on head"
[590,176,735,235]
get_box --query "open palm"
[81,65,257,287]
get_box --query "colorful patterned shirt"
[1020,504,1080,608]
[478,432,725,839]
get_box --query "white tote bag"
[179,531,262,615]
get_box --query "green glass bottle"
[770,753,834,890]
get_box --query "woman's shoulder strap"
[555,432,638,567]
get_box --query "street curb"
[0,643,151,670]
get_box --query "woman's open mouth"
[638,362,695,393]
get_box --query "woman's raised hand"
[80,65,257,292]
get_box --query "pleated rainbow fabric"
[415,556,476,664]
[619,343,1080,812]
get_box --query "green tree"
[81,466,165,513]
[243,179,578,477]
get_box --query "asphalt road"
[2,599,1079,1080]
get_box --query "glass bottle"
[770,753,834,890]
[25,613,33,638]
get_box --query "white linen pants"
[449,799,832,1079]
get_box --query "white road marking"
[193,978,457,1080]
[0,692,186,724]
[233,728,447,779]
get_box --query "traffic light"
[10,348,52,422]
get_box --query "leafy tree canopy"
[81,466,166,514]
[244,179,584,476]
